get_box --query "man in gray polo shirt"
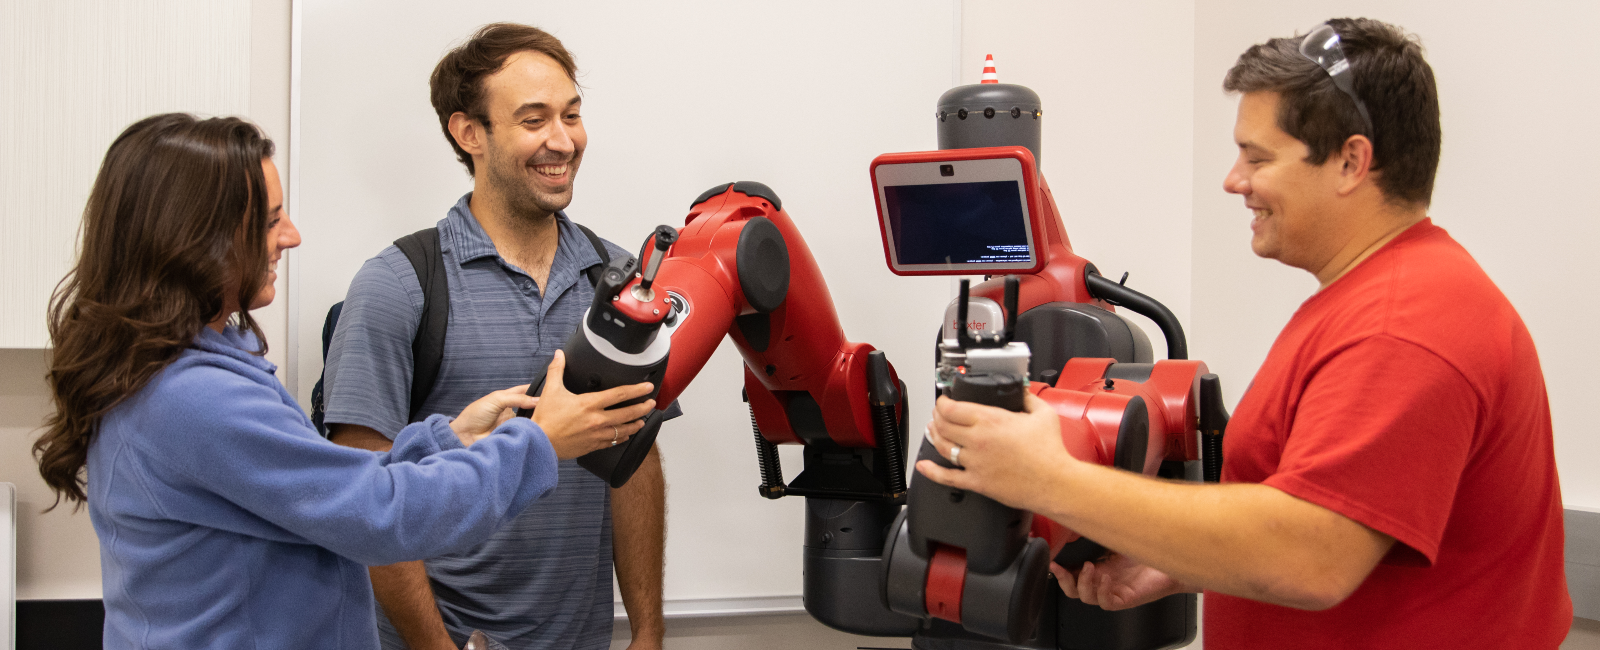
[322,23,668,650]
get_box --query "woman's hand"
[450,385,539,447]
[531,351,657,459]
[1052,554,1193,611]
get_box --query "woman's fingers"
[574,406,655,454]
[491,385,538,412]
[483,386,535,430]
[604,399,656,427]
[453,384,541,444]
[493,407,517,428]
[588,381,655,410]
[601,420,642,453]
[578,400,655,444]
[543,351,568,391]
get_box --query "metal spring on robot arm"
[871,381,909,500]
[749,402,786,497]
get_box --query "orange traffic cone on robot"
[981,54,999,84]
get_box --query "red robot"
[519,179,924,636]
[523,73,1230,649]
[872,145,1229,649]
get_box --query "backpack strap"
[574,222,611,287]
[391,222,600,424]
[393,228,449,423]
[309,302,345,436]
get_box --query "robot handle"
[1084,270,1188,360]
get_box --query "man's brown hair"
[1224,18,1441,206]
[430,23,578,176]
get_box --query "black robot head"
[935,58,1043,167]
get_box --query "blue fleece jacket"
[87,326,559,649]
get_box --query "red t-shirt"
[1204,220,1570,649]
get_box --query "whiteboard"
[291,1,958,606]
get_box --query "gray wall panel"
[1570,509,1600,621]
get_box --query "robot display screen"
[882,180,1032,268]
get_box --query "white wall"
[963,0,1197,360]
[250,0,296,376]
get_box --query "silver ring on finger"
[611,425,620,446]
[949,444,963,468]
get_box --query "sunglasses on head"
[1299,23,1375,136]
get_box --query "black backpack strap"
[574,222,611,287]
[393,228,449,423]
[309,302,345,436]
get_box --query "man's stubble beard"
[485,141,582,223]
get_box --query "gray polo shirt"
[323,194,652,650]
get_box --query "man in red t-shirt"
[917,17,1571,649]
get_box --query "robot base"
[896,459,1202,650]
[1054,592,1196,650]
[908,588,1196,650]
[803,497,921,636]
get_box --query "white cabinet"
[0,1,251,347]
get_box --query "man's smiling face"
[1223,91,1345,271]
[478,50,586,218]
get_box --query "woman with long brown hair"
[32,113,654,649]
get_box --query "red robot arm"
[582,181,921,636]
[600,181,908,500]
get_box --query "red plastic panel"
[744,366,799,445]
[1146,360,1208,462]
[926,544,969,624]
[648,262,737,406]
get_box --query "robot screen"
[872,147,1045,275]
[884,180,1029,265]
